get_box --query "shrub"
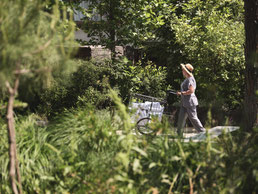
[0,107,120,193]
[127,60,168,98]
[110,129,258,193]
[38,58,168,118]
[0,93,257,193]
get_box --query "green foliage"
[77,0,168,51]
[73,0,245,116]
[0,0,254,193]
[0,93,257,193]
[0,0,77,117]
[49,0,246,121]
[127,60,168,98]
[38,58,168,117]
[38,59,126,116]
[110,130,258,193]
[0,0,76,82]
[170,0,245,110]
[0,108,120,193]
[78,0,245,115]
[16,59,80,111]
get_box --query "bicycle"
[130,90,177,135]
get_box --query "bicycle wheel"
[136,117,154,135]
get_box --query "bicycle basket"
[129,93,164,123]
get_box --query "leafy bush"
[0,107,120,193]
[17,59,79,111]
[38,58,168,118]
[0,92,257,193]
[170,0,245,111]
[127,60,168,98]
[139,0,245,124]
[109,126,258,193]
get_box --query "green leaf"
[149,162,156,169]
[116,152,129,169]
[132,146,148,157]
[171,156,181,161]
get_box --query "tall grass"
[0,93,257,193]
[0,107,121,193]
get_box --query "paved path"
[182,126,240,142]
[117,126,240,142]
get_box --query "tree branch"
[6,64,23,194]
[31,39,52,54]
[23,39,52,57]
[5,81,14,95]
[14,69,31,75]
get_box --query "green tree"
[169,0,245,110]
[63,0,245,122]
[0,0,75,193]
[74,0,167,58]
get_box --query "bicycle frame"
[130,90,177,135]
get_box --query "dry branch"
[6,71,23,194]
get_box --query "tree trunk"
[243,0,258,132]
[108,0,116,60]
[6,74,22,194]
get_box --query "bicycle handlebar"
[167,90,177,95]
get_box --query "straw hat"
[180,63,194,77]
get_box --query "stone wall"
[74,29,140,62]
[74,45,139,62]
